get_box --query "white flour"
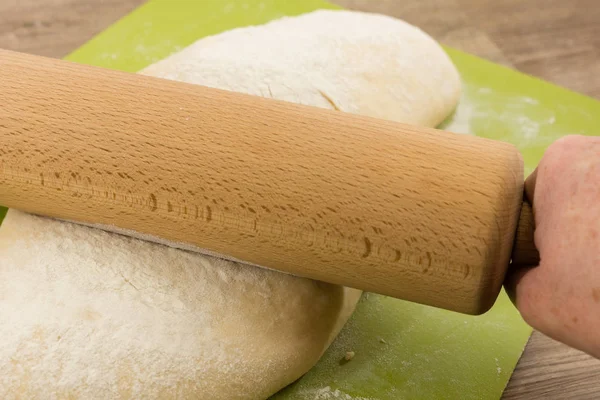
[299,386,375,400]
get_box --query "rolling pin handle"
[511,198,540,267]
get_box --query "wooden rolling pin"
[0,49,539,315]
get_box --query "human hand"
[506,135,600,358]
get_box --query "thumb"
[505,168,540,306]
[504,264,536,308]
[524,167,538,203]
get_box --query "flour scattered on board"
[99,52,119,61]
[442,93,477,135]
[299,386,375,400]
[442,84,560,152]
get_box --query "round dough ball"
[141,10,461,127]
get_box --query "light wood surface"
[1,0,599,398]
[0,49,530,315]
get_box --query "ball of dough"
[141,10,461,127]
[0,211,361,399]
[0,10,460,400]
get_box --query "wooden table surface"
[1,0,599,398]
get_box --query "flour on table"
[444,86,558,143]
[300,386,375,400]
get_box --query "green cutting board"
[2,0,600,399]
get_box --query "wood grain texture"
[0,0,144,58]
[0,49,526,315]
[0,0,599,398]
[511,200,540,268]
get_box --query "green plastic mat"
[2,0,600,399]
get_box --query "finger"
[504,263,537,307]
[524,167,538,203]
[503,262,550,333]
